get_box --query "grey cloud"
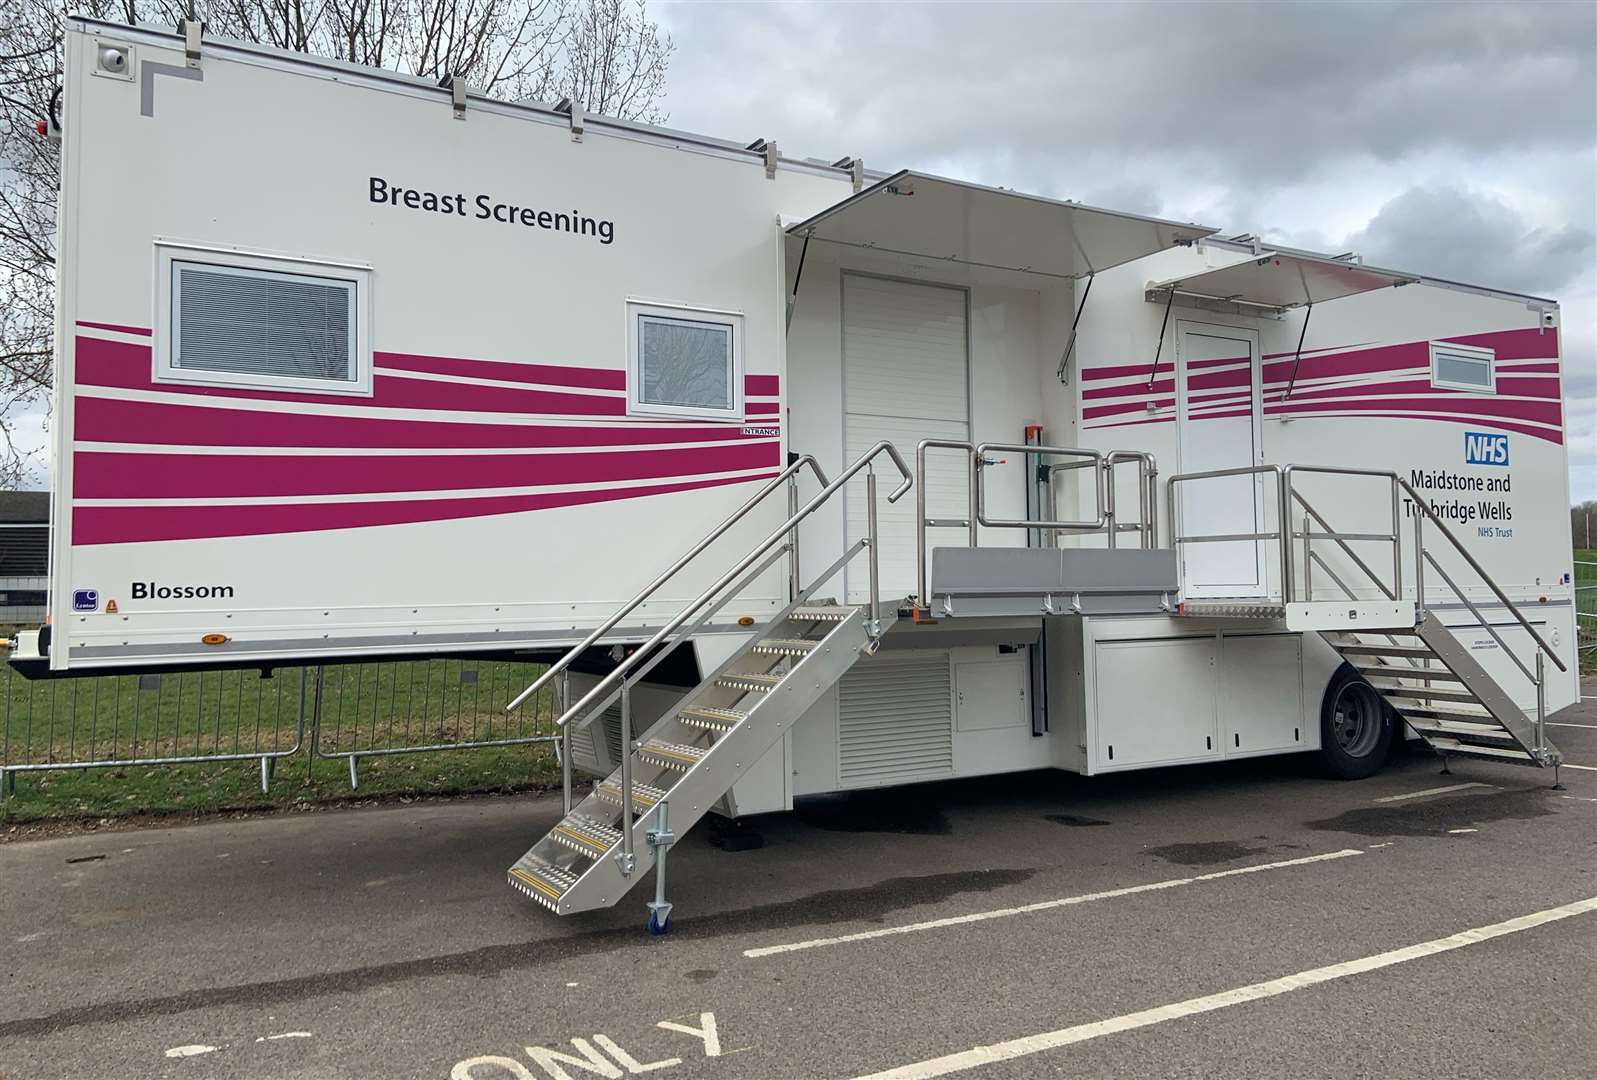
[1343,186,1595,297]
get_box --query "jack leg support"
[646,800,675,936]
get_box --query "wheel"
[1317,665,1395,780]
[647,910,669,936]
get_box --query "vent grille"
[838,654,953,788]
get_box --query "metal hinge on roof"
[441,74,466,119]
[832,156,866,192]
[747,138,778,179]
[180,16,202,67]
[555,97,584,142]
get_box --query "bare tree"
[0,0,672,488]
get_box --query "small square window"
[627,302,743,419]
[154,244,371,396]
[1430,341,1495,393]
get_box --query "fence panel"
[311,657,559,787]
[0,665,306,794]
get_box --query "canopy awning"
[786,170,1217,282]
[1147,249,1419,314]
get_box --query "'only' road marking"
[850,895,1597,1079]
[742,848,1363,959]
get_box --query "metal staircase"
[503,442,914,928]
[508,603,879,916]
[1325,611,1559,768]
[1167,463,1566,774]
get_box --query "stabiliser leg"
[646,801,675,935]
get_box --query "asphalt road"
[1,684,1593,1080]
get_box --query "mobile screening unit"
[27,17,1578,929]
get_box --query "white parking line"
[1373,782,1491,803]
[742,849,1363,959]
[1558,763,1597,772]
[851,896,1597,1080]
[1547,722,1597,730]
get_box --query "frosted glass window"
[638,315,733,410]
[1430,342,1495,392]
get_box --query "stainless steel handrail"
[505,454,829,714]
[914,439,977,607]
[1104,450,1159,549]
[975,442,1106,531]
[1282,465,1402,603]
[1167,464,1290,600]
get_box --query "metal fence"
[0,656,560,797]
[1578,559,1595,660]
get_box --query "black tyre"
[1317,664,1395,780]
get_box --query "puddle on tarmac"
[1045,814,1111,827]
[1304,787,1555,838]
[1144,840,1270,866]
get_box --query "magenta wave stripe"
[1441,327,1560,362]
[72,471,779,546]
[74,397,771,450]
[77,320,152,337]
[1345,413,1561,444]
[745,401,780,415]
[77,337,626,416]
[1084,398,1173,420]
[1496,362,1558,374]
[75,440,781,500]
[375,351,624,391]
[1267,375,1560,406]
[1266,394,1560,427]
[746,374,780,396]
[1083,378,1174,401]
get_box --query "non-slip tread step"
[1356,665,1463,683]
[637,739,707,770]
[679,706,745,732]
[791,606,857,622]
[548,814,623,857]
[595,779,668,809]
[716,673,782,691]
[751,638,818,656]
[507,857,579,910]
[1336,644,1438,659]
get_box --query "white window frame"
[153,242,373,397]
[1429,340,1496,394]
[625,299,744,421]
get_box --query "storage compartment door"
[1092,637,1219,770]
[1220,633,1308,755]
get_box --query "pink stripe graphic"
[745,374,780,396]
[75,442,781,499]
[77,320,152,337]
[75,397,769,450]
[376,351,625,391]
[72,472,778,545]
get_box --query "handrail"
[505,454,829,714]
[1104,450,1159,549]
[975,442,1106,531]
[1395,475,1566,674]
[914,439,977,607]
[544,439,912,732]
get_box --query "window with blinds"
[155,246,371,396]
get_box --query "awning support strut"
[1146,285,1175,391]
[785,231,811,333]
[1055,272,1094,384]
[1282,302,1313,402]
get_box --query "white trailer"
[24,18,1579,927]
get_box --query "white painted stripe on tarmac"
[742,849,1363,959]
[1558,762,1597,772]
[1548,722,1597,730]
[851,896,1597,1080]
[1373,782,1491,802]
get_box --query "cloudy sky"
[656,0,1596,498]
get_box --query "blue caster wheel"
[647,910,670,936]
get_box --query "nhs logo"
[1464,431,1509,466]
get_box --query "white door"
[1176,322,1265,598]
[842,274,969,604]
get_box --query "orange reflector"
[105,600,119,614]
[737,616,755,626]
[201,633,229,645]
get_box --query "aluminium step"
[1423,736,1559,766]
[595,779,668,810]
[549,814,623,857]
[1356,665,1463,683]
[1406,720,1519,745]
[636,739,707,771]
[678,705,745,733]
[507,857,580,911]
[1376,685,1484,704]
[791,606,854,622]
[716,672,782,692]
[1335,644,1439,660]
[750,638,818,657]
